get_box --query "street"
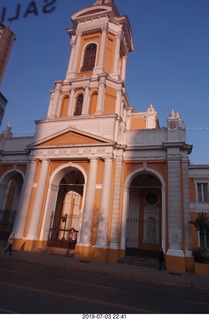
[0,256,209,314]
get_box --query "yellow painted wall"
[130,117,146,130]
[103,87,116,114]
[104,33,115,74]
[89,92,98,115]
[60,96,69,117]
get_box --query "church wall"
[60,95,69,117]
[103,87,116,114]
[130,117,146,130]
[104,33,115,74]
[189,177,196,202]
[89,91,98,115]
[34,117,117,142]
[0,163,26,176]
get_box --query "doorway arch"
[0,170,24,239]
[40,164,86,247]
[121,166,166,254]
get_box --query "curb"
[3,253,209,292]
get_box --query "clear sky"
[0,0,209,164]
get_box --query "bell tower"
[45,0,134,143]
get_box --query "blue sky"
[0,0,209,164]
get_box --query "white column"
[49,81,62,118]
[46,92,55,119]
[182,159,192,256]
[115,89,122,116]
[166,158,184,257]
[95,158,113,248]
[79,159,98,246]
[93,27,106,75]
[120,187,129,249]
[68,89,75,116]
[26,159,50,240]
[161,187,166,253]
[110,156,123,249]
[82,87,89,115]
[13,160,37,238]
[66,35,76,79]
[96,78,105,114]
[111,34,121,79]
[72,32,82,73]
[121,55,127,81]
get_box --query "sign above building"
[0,0,57,24]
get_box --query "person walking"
[158,247,165,271]
[4,233,15,256]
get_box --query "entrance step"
[118,255,159,269]
[47,247,75,257]
[33,246,74,257]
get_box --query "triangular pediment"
[29,128,113,148]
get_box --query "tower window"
[74,94,83,116]
[81,43,97,72]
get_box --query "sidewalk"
[1,241,209,291]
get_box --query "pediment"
[71,5,113,22]
[29,128,113,148]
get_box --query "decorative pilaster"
[111,34,121,79]
[69,32,82,77]
[13,159,37,238]
[167,157,184,256]
[96,77,106,114]
[110,156,123,249]
[115,89,122,116]
[68,89,75,116]
[182,159,192,254]
[95,158,113,248]
[79,158,98,246]
[66,35,76,79]
[82,87,89,115]
[121,55,127,81]
[26,159,50,240]
[93,27,106,75]
[47,81,62,119]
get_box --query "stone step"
[118,256,159,269]
[48,247,75,257]
[33,246,74,257]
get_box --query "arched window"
[81,43,97,72]
[74,94,83,116]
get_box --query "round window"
[145,192,158,205]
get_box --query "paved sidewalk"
[1,241,209,291]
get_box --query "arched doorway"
[126,172,162,255]
[47,166,85,248]
[0,171,24,240]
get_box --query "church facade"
[0,0,209,274]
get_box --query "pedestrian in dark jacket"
[158,247,165,271]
